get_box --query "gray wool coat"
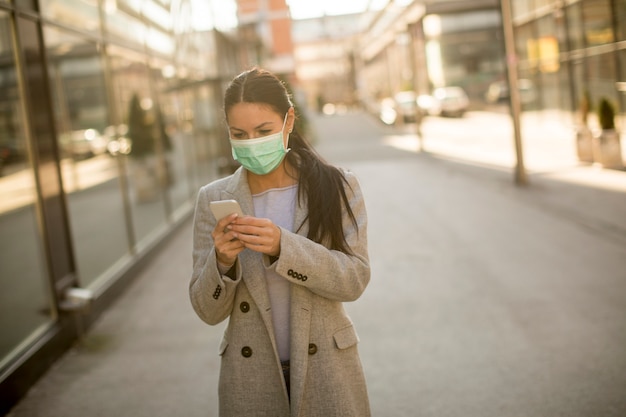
[190,166,371,417]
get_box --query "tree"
[127,93,154,158]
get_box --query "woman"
[190,68,371,417]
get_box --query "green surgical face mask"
[229,113,290,175]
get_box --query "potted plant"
[592,97,623,169]
[575,91,593,163]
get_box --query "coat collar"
[221,166,308,235]
[220,167,255,216]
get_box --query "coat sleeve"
[273,171,370,302]
[189,185,242,325]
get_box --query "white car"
[58,128,108,160]
[418,86,469,117]
[485,79,536,105]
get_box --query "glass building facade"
[0,0,239,411]
[511,0,625,127]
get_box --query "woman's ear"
[287,107,296,133]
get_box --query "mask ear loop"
[284,109,293,153]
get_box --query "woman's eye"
[258,130,272,135]
[232,133,246,139]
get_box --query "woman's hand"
[212,213,245,266]
[228,216,281,257]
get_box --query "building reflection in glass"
[44,26,132,287]
[0,10,54,367]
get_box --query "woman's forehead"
[227,102,281,124]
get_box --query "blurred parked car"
[379,97,398,125]
[394,91,419,123]
[103,124,132,155]
[485,79,536,105]
[58,128,108,160]
[418,86,469,117]
[379,91,420,125]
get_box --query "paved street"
[7,110,626,417]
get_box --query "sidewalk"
[7,110,626,417]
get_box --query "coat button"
[212,285,222,300]
[308,343,317,355]
[240,302,250,313]
[241,346,252,358]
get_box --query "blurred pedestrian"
[189,68,371,416]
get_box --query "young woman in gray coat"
[190,68,371,417]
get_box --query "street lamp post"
[500,0,527,186]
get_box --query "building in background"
[354,0,624,165]
[510,0,625,130]
[236,0,295,74]
[291,13,370,112]
[0,0,240,412]
[358,0,502,111]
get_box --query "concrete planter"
[575,126,594,163]
[592,129,623,169]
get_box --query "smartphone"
[209,199,244,221]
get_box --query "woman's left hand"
[228,216,281,257]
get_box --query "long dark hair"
[224,68,358,254]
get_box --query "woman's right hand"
[212,213,245,266]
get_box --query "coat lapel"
[220,168,276,340]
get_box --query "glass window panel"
[557,60,572,113]
[585,52,618,124]
[0,10,53,365]
[539,71,560,109]
[565,3,584,50]
[119,0,142,14]
[104,8,145,48]
[189,86,220,187]
[553,6,567,54]
[146,26,174,55]
[44,26,131,287]
[142,0,172,31]
[515,22,536,73]
[108,48,168,249]
[618,50,626,122]
[582,0,614,46]
[570,58,587,116]
[616,0,626,41]
[40,0,100,36]
[14,0,36,10]
[512,0,533,19]
[536,15,560,74]
[150,62,192,213]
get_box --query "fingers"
[214,213,239,233]
[216,238,245,265]
[229,217,281,256]
[212,213,244,264]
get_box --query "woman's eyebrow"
[230,121,274,131]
